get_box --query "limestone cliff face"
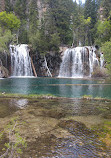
[32,52,62,77]
[0,59,9,78]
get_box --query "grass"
[91,121,111,148]
[0,93,56,99]
[0,92,111,101]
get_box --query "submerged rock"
[58,119,91,135]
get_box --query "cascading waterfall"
[100,53,104,68]
[59,46,103,78]
[10,44,33,77]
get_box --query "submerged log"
[31,57,37,77]
[44,55,52,77]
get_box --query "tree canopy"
[0,11,21,31]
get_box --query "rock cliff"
[0,59,9,78]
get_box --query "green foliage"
[96,20,111,45]
[0,11,21,31]
[101,0,111,18]
[28,0,38,32]
[72,13,91,46]
[29,29,48,54]
[44,0,74,45]
[84,0,98,45]
[14,0,27,20]
[13,0,28,43]
[49,33,60,51]
[101,39,111,74]
[0,117,27,157]
[5,0,13,12]
[0,27,13,52]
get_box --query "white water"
[10,44,33,76]
[59,46,102,78]
[100,53,104,68]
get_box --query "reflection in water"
[0,78,111,98]
[16,99,28,109]
[88,85,104,98]
[9,99,28,109]
[10,78,31,94]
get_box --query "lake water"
[0,77,111,98]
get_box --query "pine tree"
[84,0,98,45]
[101,0,111,19]
[44,0,74,45]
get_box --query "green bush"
[101,39,111,75]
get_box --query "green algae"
[91,120,111,150]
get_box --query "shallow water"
[0,97,111,157]
[0,78,111,98]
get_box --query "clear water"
[0,97,111,157]
[0,78,111,99]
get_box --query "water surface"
[0,78,111,98]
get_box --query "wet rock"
[92,67,108,78]
[58,119,91,135]
[32,52,62,77]
[0,66,9,78]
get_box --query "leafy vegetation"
[101,40,111,74]
[0,11,20,52]
[0,27,12,52]
[0,11,21,32]
[0,117,27,157]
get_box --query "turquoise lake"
[0,78,111,98]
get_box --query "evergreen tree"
[101,0,111,19]
[44,0,74,45]
[101,39,111,74]
[13,0,28,43]
[5,0,13,12]
[84,0,98,45]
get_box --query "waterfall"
[100,53,104,68]
[10,44,33,77]
[59,46,101,78]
